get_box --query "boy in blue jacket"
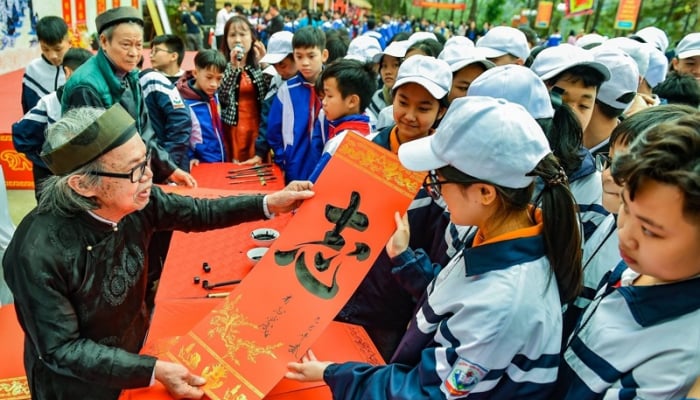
[176,49,227,164]
[266,27,328,182]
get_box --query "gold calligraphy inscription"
[335,133,423,197]
[0,377,30,399]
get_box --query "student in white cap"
[475,26,530,65]
[531,43,610,131]
[584,46,639,156]
[241,30,297,165]
[334,55,451,361]
[575,33,606,50]
[287,96,583,400]
[345,35,382,64]
[370,55,451,153]
[438,40,493,102]
[671,32,700,80]
[367,39,409,126]
[470,64,606,243]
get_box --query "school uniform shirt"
[12,88,62,169]
[21,55,65,114]
[554,263,700,399]
[563,213,620,339]
[139,69,192,172]
[266,72,322,182]
[176,72,226,163]
[326,221,563,399]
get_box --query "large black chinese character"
[275,191,371,299]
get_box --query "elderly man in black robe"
[3,104,314,400]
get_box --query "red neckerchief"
[328,120,371,140]
[304,81,322,135]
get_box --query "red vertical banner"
[62,0,72,26]
[132,0,139,8]
[535,1,553,28]
[614,0,642,30]
[113,0,121,8]
[75,0,86,25]
[97,0,107,14]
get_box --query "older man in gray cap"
[3,105,314,400]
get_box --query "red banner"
[614,0,641,30]
[0,134,34,190]
[166,133,422,399]
[413,1,465,9]
[535,1,553,28]
[62,0,72,26]
[97,0,107,14]
[566,0,595,17]
[113,0,121,8]
[75,0,86,25]
[132,0,139,8]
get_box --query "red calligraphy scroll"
[165,133,423,399]
[75,0,86,25]
[113,0,121,8]
[62,0,72,26]
[97,0,107,14]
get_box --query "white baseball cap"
[377,40,409,61]
[633,26,669,52]
[591,46,639,110]
[645,48,668,88]
[575,33,606,49]
[438,44,494,72]
[603,37,651,78]
[260,31,293,64]
[476,26,530,61]
[676,32,700,59]
[443,35,474,49]
[530,43,610,82]
[392,55,452,99]
[468,64,554,120]
[398,96,551,189]
[345,35,382,63]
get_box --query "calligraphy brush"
[226,171,275,179]
[228,177,278,185]
[227,164,272,173]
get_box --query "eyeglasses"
[595,152,611,172]
[151,47,174,55]
[88,151,152,183]
[422,171,471,200]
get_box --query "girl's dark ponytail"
[530,153,583,304]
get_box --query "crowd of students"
[4,5,700,399]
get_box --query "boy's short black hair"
[545,65,607,90]
[36,16,68,45]
[293,26,326,51]
[152,34,186,66]
[324,30,349,64]
[62,48,93,71]
[653,72,700,108]
[321,58,377,112]
[595,100,627,119]
[612,113,700,223]
[194,49,227,73]
[609,103,696,149]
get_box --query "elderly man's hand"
[155,360,205,399]
[168,168,198,188]
[265,181,314,214]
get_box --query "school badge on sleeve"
[444,358,489,396]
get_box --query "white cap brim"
[260,52,288,64]
[397,135,445,172]
[449,58,495,72]
[393,76,448,99]
[678,49,700,59]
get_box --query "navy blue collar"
[461,234,545,276]
[607,262,700,327]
